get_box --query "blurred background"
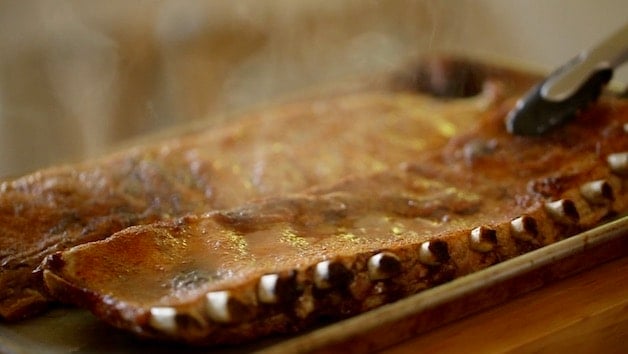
[0,0,626,177]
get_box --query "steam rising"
[0,0,446,177]
[1,1,624,177]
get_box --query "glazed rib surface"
[42,99,628,344]
[1,72,507,321]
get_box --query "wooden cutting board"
[384,255,628,353]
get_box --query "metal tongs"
[507,23,628,136]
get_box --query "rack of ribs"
[0,58,536,321]
[41,97,628,345]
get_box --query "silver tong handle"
[542,23,628,101]
[507,23,628,136]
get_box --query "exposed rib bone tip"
[510,215,538,241]
[545,199,580,224]
[258,274,280,304]
[314,260,332,289]
[580,180,614,205]
[469,226,497,252]
[149,307,178,333]
[205,291,232,323]
[314,259,353,289]
[368,252,401,280]
[258,271,298,304]
[607,152,628,175]
[418,241,449,266]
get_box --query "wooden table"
[383,255,628,354]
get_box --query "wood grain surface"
[384,255,628,354]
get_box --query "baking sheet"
[1,216,626,354]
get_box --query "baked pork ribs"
[42,98,628,345]
[1,58,529,321]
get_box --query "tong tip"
[506,68,612,136]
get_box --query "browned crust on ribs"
[42,99,628,345]
[1,57,537,321]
